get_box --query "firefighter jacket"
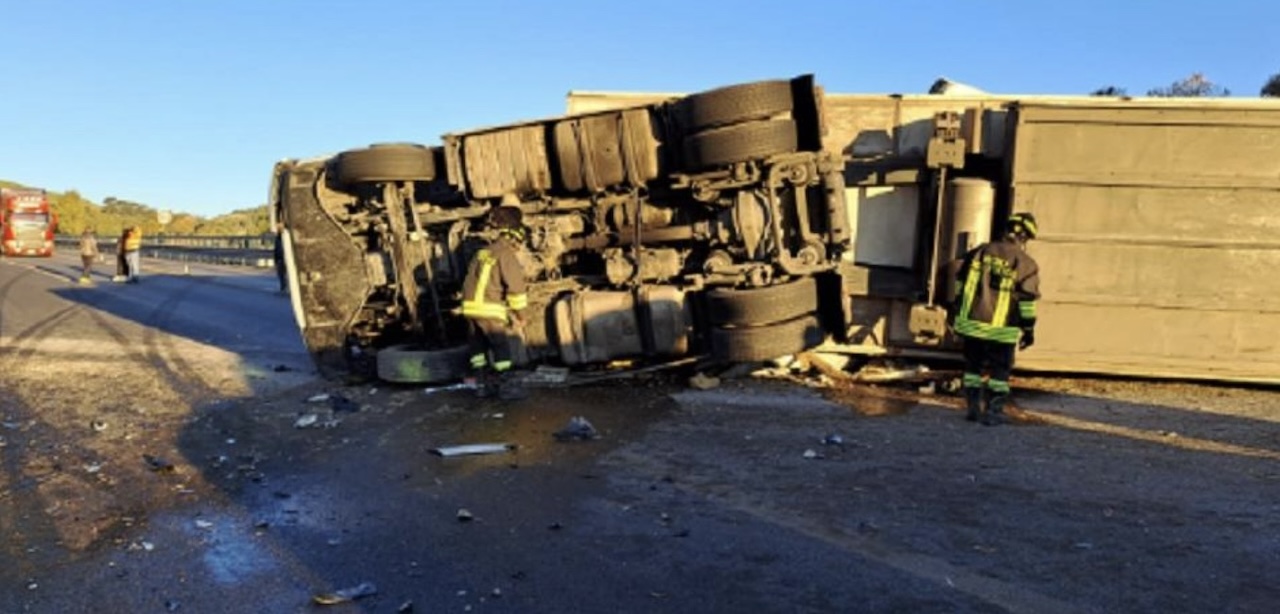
[951,237,1040,345]
[460,231,528,322]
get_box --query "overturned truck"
[274,75,1280,385]
[272,76,849,382]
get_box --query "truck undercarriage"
[274,76,852,382]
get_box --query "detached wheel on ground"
[682,119,798,170]
[706,277,819,326]
[336,143,437,185]
[680,80,794,131]
[376,343,470,384]
[711,314,826,363]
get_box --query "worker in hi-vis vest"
[950,212,1041,426]
[460,196,529,400]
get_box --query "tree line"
[1093,71,1280,97]
[0,180,271,238]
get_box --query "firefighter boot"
[497,371,528,401]
[473,371,500,399]
[964,387,983,422]
[982,393,1009,426]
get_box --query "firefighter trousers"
[961,337,1015,394]
[467,317,523,374]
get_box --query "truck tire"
[376,343,470,384]
[711,314,826,363]
[706,277,819,326]
[681,80,794,131]
[683,119,798,170]
[336,143,437,185]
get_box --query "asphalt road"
[2,252,1278,614]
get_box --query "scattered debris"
[143,454,176,473]
[852,363,932,383]
[312,582,378,606]
[294,414,319,429]
[424,382,476,395]
[397,601,414,613]
[456,509,474,522]
[307,393,331,403]
[329,394,361,413]
[164,598,181,611]
[802,449,823,460]
[127,540,155,552]
[822,433,845,446]
[84,462,102,474]
[194,519,213,530]
[553,416,600,442]
[524,365,570,386]
[431,443,515,458]
[688,372,720,390]
[294,413,341,429]
[90,420,108,432]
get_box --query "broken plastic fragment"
[307,393,331,403]
[194,519,213,530]
[802,449,822,460]
[553,416,600,442]
[312,582,378,605]
[456,508,474,522]
[424,382,476,395]
[822,433,844,446]
[431,443,515,457]
[294,413,319,428]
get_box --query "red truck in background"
[1,188,56,257]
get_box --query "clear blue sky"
[2,0,1276,218]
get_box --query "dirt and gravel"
[7,362,1279,612]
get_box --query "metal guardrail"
[54,235,276,269]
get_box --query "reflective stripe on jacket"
[951,237,1040,344]
[460,235,527,321]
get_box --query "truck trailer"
[571,86,1280,385]
[273,76,1280,385]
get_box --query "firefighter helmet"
[1007,212,1038,240]
[488,205,523,230]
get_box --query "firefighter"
[950,212,1041,426]
[460,197,530,400]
